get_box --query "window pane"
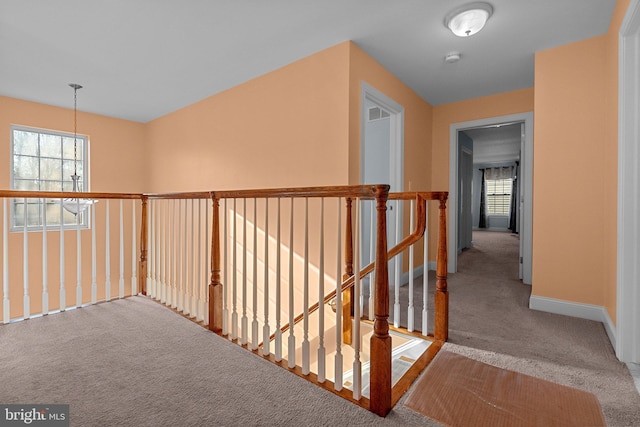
[13,155,39,179]
[41,180,63,192]
[40,158,62,181]
[486,178,513,215]
[62,159,76,180]
[13,130,38,156]
[14,179,39,191]
[62,137,76,159]
[40,133,62,158]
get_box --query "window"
[485,178,512,215]
[10,125,89,230]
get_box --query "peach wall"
[430,88,534,257]
[347,42,433,192]
[0,97,148,192]
[146,43,351,192]
[0,97,146,319]
[348,42,434,268]
[533,0,629,320]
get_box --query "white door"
[360,83,404,289]
[458,146,473,251]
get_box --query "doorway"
[448,112,533,284]
[617,0,640,364]
[360,83,404,286]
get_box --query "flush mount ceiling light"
[445,2,493,37]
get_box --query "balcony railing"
[0,185,448,417]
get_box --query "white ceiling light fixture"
[445,2,493,37]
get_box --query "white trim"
[530,296,617,349]
[361,82,405,194]
[401,265,424,286]
[617,0,640,364]
[448,112,533,285]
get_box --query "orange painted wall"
[348,42,434,268]
[347,42,433,192]
[146,43,351,192]
[430,88,534,256]
[533,0,629,320]
[0,97,146,319]
[0,97,148,192]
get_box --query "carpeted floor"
[0,230,638,426]
[407,230,640,426]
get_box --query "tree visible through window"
[485,178,512,215]
[11,125,88,230]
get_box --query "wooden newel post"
[342,197,354,345]
[369,184,391,417]
[434,194,449,341]
[138,196,148,296]
[209,195,223,333]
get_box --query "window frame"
[485,178,513,216]
[10,124,91,232]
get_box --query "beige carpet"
[405,350,606,427]
[396,230,640,426]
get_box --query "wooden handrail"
[274,192,450,335]
[0,190,142,199]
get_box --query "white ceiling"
[0,0,616,123]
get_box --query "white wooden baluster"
[42,199,48,315]
[422,204,429,336]
[262,198,271,354]
[181,200,188,315]
[353,198,362,399]
[75,199,82,307]
[182,199,192,316]
[59,200,66,311]
[23,198,30,318]
[196,199,203,322]
[222,199,228,334]
[170,199,176,308]
[302,198,310,375]
[204,199,210,326]
[408,199,415,332]
[251,198,259,351]
[274,198,282,361]
[119,200,125,299]
[178,199,184,312]
[151,199,157,299]
[91,202,97,304]
[147,200,154,298]
[368,200,375,320]
[231,198,238,341]
[161,200,167,303]
[317,198,326,383]
[334,197,343,391]
[3,198,9,324]
[287,197,295,369]
[105,200,111,302]
[132,200,138,296]
[241,198,248,345]
[191,199,196,317]
[394,199,401,328]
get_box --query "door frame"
[616,0,640,363]
[448,112,534,284]
[361,82,404,193]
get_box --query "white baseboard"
[529,295,617,349]
[396,262,437,286]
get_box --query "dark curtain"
[478,169,487,229]
[509,162,519,233]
